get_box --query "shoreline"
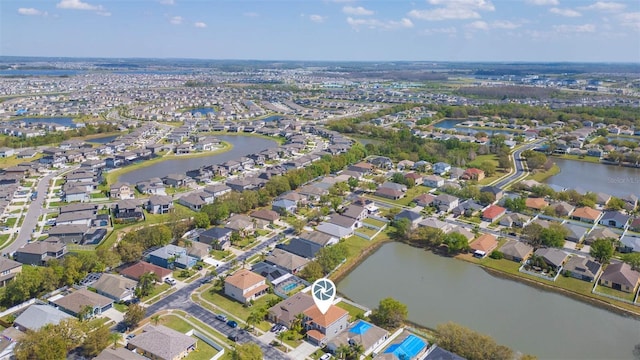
[336,238,640,322]
[105,141,232,185]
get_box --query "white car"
[320,354,332,360]
[164,278,177,286]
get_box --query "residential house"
[348,162,374,175]
[470,233,498,258]
[147,245,197,269]
[251,262,290,284]
[317,214,360,239]
[298,231,339,247]
[178,192,209,211]
[418,217,454,233]
[162,173,191,188]
[423,346,465,360]
[563,223,589,243]
[394,210,423,228]
[500,240,534,263]
[186,241,211,260]
[52,288,113,318]
[55,210,95,227]
[198,227,232,250]
[571,207,603,224]
[525,197,549,211]
[14,239,67,265]
[480,186,504,201]
[276,238,322,259]
[272,198,298,214]
[268,292,316,327]
[0,258,22,286]
[95,347,147,360]
[433,162,451,175]
[303,305,350,346]
[113,199,144,222]
[631,218,640,232]
[452,199,484,217]
[594,192,612,206]
[224,269,269,304]
[327,320,389,357]
[599,262,640,293]
[563,256,602,282]
[226,214,256,235]
[250,209,280,223]
[119,261,172,282]
[265,248,309,274]
[423,175,445,188]
[620,235,640,253]
[499,213,531,228]
[374,187,405,200]
[482,205,506,222]
[622,194,638,212]
[599,211,630,229]
[110,182,134,200]
[460,168,485,181]
[584,227,619,245]
[413,193,435,207]
[404,172,423,185]
[146,195,174,214]
[126,325,197,360]
[553,201,575,217]
[342,204,368,221]
[433,194,459,213]
[91,273,137,302]
[203,184,232,198]
[13,304,73,332]
[63,186,90,203]
[533,248,569,270]
[48,224,88,244]
[136,178,166,196]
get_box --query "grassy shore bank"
[104,141,232,185]
[201,131,287,145]
[551,154,601,164]
[526,163,560,182]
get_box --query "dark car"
[226,320,238,328]
[270,324,279,332]
[228,333,238,342]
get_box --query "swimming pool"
[282,283,297,292]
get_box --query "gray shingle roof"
[127,325,196,360]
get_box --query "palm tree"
[150,314,161,326]
[291,313,304,334]
[108,332,122,349]
[336,344,350,360]
[350,342,365,360]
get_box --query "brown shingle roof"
[120,261,172,281]
[304,304,348,328]
[470,233,498,253]
[225,269,266,290]
[572,207,602,221]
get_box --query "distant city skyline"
[1,0,639,62]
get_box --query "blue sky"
[1,0,639,62]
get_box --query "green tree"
[606,197,626,211]
[347,177,359,190]
[391,218,411,240]
[96,246,121,269]
[370,297,408,329]
[409,226,444,247]
[522,223,544,248]
[81,325,111,357]
[194,212,210,228]
[123,304,146,329]
[290,217,306,235]
[478,160,497,176]
[478,191,496,205]
[136,272,158,298]
[299,260,324,282]
[443,232,470,254]
[246,307,267,331]
[77,305,95,321]
[150,314,161,326]
[231,343,264,360]
[503,197,526,213]
[623,253,640,270]
[108,332,122,349]
[590,238,615,264]
[539,223,568,248]
[435,322,514,360]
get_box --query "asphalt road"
[144,233,289,359]
[4,167,74,255]
[493,139,544,189]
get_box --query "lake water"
[87,135,120,144]
[545,158,640,198]
[434,119,518,136]
[190,107,216,116]
[9,117,76,128]
[338,242,640,360]
[118,135,278,183]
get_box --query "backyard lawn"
[368,185,433,207]
[362,217,387,228]
[159,315,220,360]
[336,301,366,321]
[200,286,279,329]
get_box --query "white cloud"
[408,8,481,21]
[347,17,413,30]
[553,24,596,33]
[549,8,582,17]
[421,27,457,35]
[526,0,559,5]
[18,8,47,16]
[96,11,110,16]
[160,0,175,4]
[243,12,259,17]
[309,14,326,23]
[194,21,207,28]
[580,2,626,12]
[170,16,183,25]
[409,0,494,21]
[467,20,520,30]
[342,6,374,16]
[56,0,103,11]
[619,12,640,30]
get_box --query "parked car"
[226,320,238,328]
[227,333,238,342]
[270,324,280,332]
[126,334,136,341]
[216,314,228,322]
[320,354,332,360]
[164,278,177,286]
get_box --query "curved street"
[492,139,544,189]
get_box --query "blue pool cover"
[384,334,426,359]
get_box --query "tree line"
[0,123,120,148]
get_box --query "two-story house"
[303,304,350,346]
[224,269,269,304]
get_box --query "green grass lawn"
[210,250,233,260]
[200,287,278,329]
[362,218,386,228]
[2,217,17,227]
[594,284,636,302]
[113,303,128,313]
[53,178,65,187]
[142,283,171,301]
[187,339,219,360]
[553,154,601,164]
[86,316,111,330]
[526,164,560,182]
[467,154,498,168]
[232,237,258,249]
[255,229,271,237]
[161,314,193,333]
[368,185,433,207]
[0,234,12,247]
[174,269,197,280]
[336,301,366,321]
[355,227,378,238]
[90,192,107,199]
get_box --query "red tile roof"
[120,261,172,280]
[483,205,506,220]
